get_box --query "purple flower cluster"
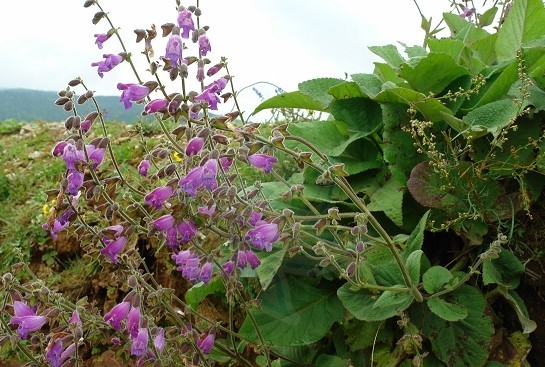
[100,224,128,264]
[193,77,229,111]
[149,214,197,249]
[103,300,165,362]
[178,159,219,197]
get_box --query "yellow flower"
[172,151,183,162]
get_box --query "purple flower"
[62,143,84,171]
[91,53,124,78]
[85,144,106,169]
[207,63,223,77]
[153,328,165,354]
[131,328,149,358]
[194,90,220,110]
[10,301,47,339]
[145,186,174,209]
[201,159,218,190]
[198,34,211,57]
[198,204,216,217]
[52,141,67,157]
[185,137,205,156]
[205,77,228,94]
[245,223,279,252]
[199,262,213,284]
[172,250,201,282]
[177,9,195,38]
[100,235,128,264]
[177,220,197,243]
[117,83,151,109]
[165,28,183,67]
[245,250,261,269]
[149,214,176,231]
[66,170,84,196]
[237,250,247,269]
[46,339,76,367]
[94,33,110,49]
[222,260,235,275]
[220,157,233,171]
[69,310,82,326]
[138,159,150,177]
[460,5,475,19]
[104,301,131,331]
[196,60,205,82]
[248,153,278,174]
[104,224,124,237]
[43,209,74,239]
[197,332,215,354]
[126,306,141,339]
[144,99,168,114]
[178,159,218,196]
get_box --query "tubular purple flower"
[177,9,195,38]
[196,60,205,82]
[10,301,47,339]
[104,224,124,237]
[194,90,220,110]
[245,250,261,269]
[220,157,233,171]
[69,310,82,325]
[44,209,74,239]
[144,99,168,114]
[131,328,149,357]
[86,144,106,169]
[460,5,475,19]
[52,141,67,157]
[197,332,215,354]
[198,204,216,217]
[94,33,110,49]
[222,260,235,275]
[117,83,151,109]
[236,250,247,269]
[207,63,223,77]
[245,223,280,252]
[178,166,204,197]
[103,301,131,331]
[149,214,176,231]
[201,159,218,190]
[248,153,278,174]
[198,34,211,56]
[177,220,197,243]
[185,136,205,156]
[126,306,141,339]
[153,328,165,354]
[46,339,76,367]
[165,226,179,249]
[91,53,124,78]
[172,250,201,282]
[165,27,183,67]
[199,262,213,284]
[100,235,128,264]
[66,170,84,196]
[138,159,150,177]
[145,186,174,209]
[62,143,84,171]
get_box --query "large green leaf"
[399,53,470,95]
[402,210,430,259]
[329,137,383,175]
[496,0,545,62]
[482,247,524,288]
[338,283,414,322]
[412,285,494,367]
[185,277,225,309]
[286,120,347,153]
[329,97,383,133]
[422,266,453,294]
[367,177,405,227]
[368,44,405,68]
[238,276,343,346]
[298,78,346,109]
[462,99,519,137]
[350,73,384,99]
[251,91,326,116]
[328,81,365,99]
[257,248,287,290]
[427,297,468,322]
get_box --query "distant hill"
[0,88,149,123]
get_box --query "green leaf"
[367,177,405,227]
[238,276,343,346]
[329,97,383,133]
[343,318,392,351]
[373,62,406,84]
[479,7,499,27]
[462,99,519,137]
[422,266,453,294]
[251,91,326,116]
[287,120,347,153]
[257,248,287,290]
[504,289,537,334]
[403,210,430,258]
[427,39,465,64]
[315,355,351,367]
[328,81,365,99]
[406,250,423,285]
[427,297,468,321]
[350,73,384,99]
[483,247,524,288]
[298,78,346,109]
[399,53,470,95]
[185,277,225,309]
[368,44,405,68]
[412,285,494,367]
[496,0,545,62]
[329,137,382,175]
[338,283,414,321]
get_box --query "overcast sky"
[1,1,450,120]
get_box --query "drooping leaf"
[496,0,545,62]
[328,97,383,133]
[350,73,384,99]
[329,137,383,175]
[402,210,430,259]
[185,277,225,309]
[405,250,424,285]
[238,276,343,346]
[338,283,414,322]
[257,248,287,290]
[422,266,453,294]
[482,247,524,288]
[427,297,468,322]
[251,91,326,116]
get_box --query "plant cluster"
[1,0,544,366]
